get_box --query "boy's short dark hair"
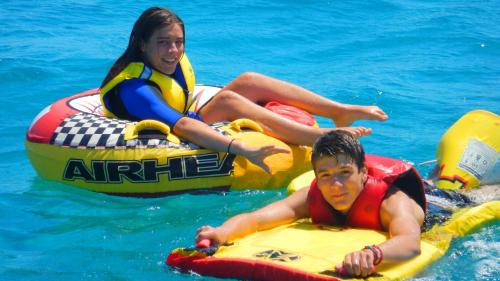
[311,131,365,170]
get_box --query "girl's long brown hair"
[100,7,184,88]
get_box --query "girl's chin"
[158,66,176,75]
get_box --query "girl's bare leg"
[223,72,388,127]
[199,90,371,146]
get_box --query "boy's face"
[313,154,367,214]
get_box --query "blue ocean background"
[1,0,499,280]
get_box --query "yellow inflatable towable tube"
[26,86,312,197]
[434,110,499,190]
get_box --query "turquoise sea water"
[1,0,499,280]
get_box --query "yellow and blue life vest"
[100,54,195,118]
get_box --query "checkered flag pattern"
[50,113,231,149]
[51,113,179,149]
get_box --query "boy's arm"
[378,187,425,261]
[338,187,424,277]
[196,187,310,246]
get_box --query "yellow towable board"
[434,110,499,190]
[167,134,499,280]
[167,202,499,281]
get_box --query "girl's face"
[141,23,184,75]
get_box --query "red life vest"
[307,154,426,230]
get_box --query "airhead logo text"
[63,153,235,183]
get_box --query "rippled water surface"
[1,1,499,280]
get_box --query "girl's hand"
[238,143,291,174]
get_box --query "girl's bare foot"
[333,105,388,127]
[335,126,372,138]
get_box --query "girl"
[100,7,387,173]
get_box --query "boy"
[196,131,425,277]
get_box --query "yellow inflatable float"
[433,110,499,190]
[25,86,313,197]
[167,169,499,281]
[167,202,499,281]
[166,113,500,280]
